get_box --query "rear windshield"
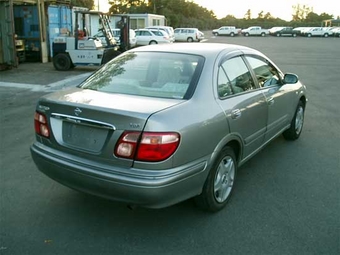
[79,52,204,99]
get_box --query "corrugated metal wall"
[48,5,72,56]
[13,4,41,61]
[0,0,17,68]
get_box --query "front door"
[245,56,295,143]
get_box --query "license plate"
[62,121,108,152]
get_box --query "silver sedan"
[30,43,307,212]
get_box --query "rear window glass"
[79,52,204,99]
[112,30,120,36]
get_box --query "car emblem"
[74,108,82,116]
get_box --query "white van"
[174,28,204,42]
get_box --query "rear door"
[177,29,186,41]
[216,54,268,159]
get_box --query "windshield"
[79,52,204,99]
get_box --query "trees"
[108,0,149,14]
[93,1,335,30]
[244,9,252,20]
[71,0,94,10]
[292,4,313,21]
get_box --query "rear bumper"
[30,142,208,208]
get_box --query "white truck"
[241,26,269,36]
[304,27,333,37]
[212,26,241,36]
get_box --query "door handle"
[231,109,241,119]
[267,97,274,105]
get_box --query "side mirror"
[283,73,299,84]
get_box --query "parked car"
[145,26,175,42]
[268,27,285,34]
[212,26,241,36]
[326,27,340,37]
[30,43,307,212]
[292,27,310,36]
[270,27,297,37]
[333,27,340,37]
[174,28,204,42]
[112,29,137,48]
[93,29,137,48]
[304,27,333,37]
[241,26,269,36]
[135,29,172,46]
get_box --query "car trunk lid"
[37,88,183,167]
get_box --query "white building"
[89,13,167,36]
[126,13,167,29]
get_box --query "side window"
[246,56,281,87]
[217,67,233,97]
[217,56,256,97]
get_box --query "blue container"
[48,5,72,57]
[14,5,41,61]
[14,5,40,38]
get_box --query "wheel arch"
[209,135,243,170]
[225,140,241,163]
[299,95,307,108]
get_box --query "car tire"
[283,101,305,140]
[293,33,297,37]
[187,37,194,42]
[261,32,266,37]
[195,146,237,212]
[276,33,281,37]
[53,53,72,71]
[324,33,329,38]
[101,49,121,65]
[307,33,312,37]
[149,40,158,45]
[244,33,249,37]
[230,32,235,37]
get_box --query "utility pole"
[37,0,48,63]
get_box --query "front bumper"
[30,142,208,208]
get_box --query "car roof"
[129,43,258,56]
[146,25,173,28]
[136,28,155,31]
[175,28,199,30]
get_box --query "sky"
[95,0,340,21]
[192,0,340,20]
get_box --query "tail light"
[115,131,180,162]
[34,112,50,138]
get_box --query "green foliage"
[105,0,335,29]
[71,0,94,10]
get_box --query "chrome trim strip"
[51,113,116,130]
